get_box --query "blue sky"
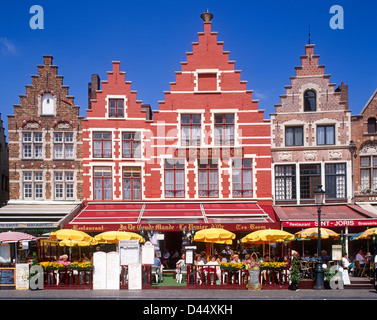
[0,1,376,141]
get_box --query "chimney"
[42,55,53,66]
[336,81,348,109]
[88,74,101,109]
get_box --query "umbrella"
[193,228,235,258]
[193,228,235,244]
[0,231,37,243]
[295,227,339,240]
[59,239,98,247]
[50,229,93,242]
[355,227,377,240]
[241,229,294,244]
[94,231,145,244]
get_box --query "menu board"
[0,268,15,289]
[128,263,142,290]
[141,242,155,265]
[16,264,29,290]
[106,252,120,290]
[93,252,107,290]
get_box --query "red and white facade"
[68,18,278,233]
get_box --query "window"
[93,167,112,200]
[23,132,43,159]
[123,167,141,200]
[232,159,252,197]
[41,93,55,115]
[93,132,112,158]
[368,118,377,134]
[360,156,377,192]
[165,159,185,198]
[317,125,335,145]
[23,171,43,200]
[325,164,346,199]
[304,90,316,112]
[54,132,74,159]
[122,132,141,158]
[275,165,296,200]
[109,99,124,117]
[214,114,234,145]
[300,164,321,199]
[181,114,201,146]
[54,172,75,200]
[285,126,303,147]
[198,159,218,197]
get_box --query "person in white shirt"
[342,253,353,273]
[206,255,221,284]
[355,249,367,267]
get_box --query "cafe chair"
[151,266,161,283]
[353,260,366,277]
[177,265,187,283]
[300,261,311,278]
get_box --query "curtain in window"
[326,126,334,145]
[103,141,111,157]
[243,169,252,196]
[214,126,222,145]
[123,179,132,200]
[123,140,131,157]
[373,169,377,191]
[133,141,141,157]
[93,141,102,157]
[104,178,112,200]
[232,169,242,197]
[175,170,184,197]
[209,170,218,196]
[94,179,102,200]
[191,125,201,145]
[225,125,234,145]
[133,179,141,200]
[285,128,294,146]
[317,127,325,145]
[165,170,174,197]
[199,171,208,196]
[182,126,190,145]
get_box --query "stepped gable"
[274,44,348,114]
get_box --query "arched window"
[304,90,317,112]
[41,93,55,115]
[367,117,376,134]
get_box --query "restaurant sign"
[67,222,279,233]
[282,219,377,228]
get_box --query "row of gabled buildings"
[0,11,376,257]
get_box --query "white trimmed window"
[54,132,74,159]
[54,171,75,200]
[23,171,43,200]
[23,132,43,159]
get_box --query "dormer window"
[41,93,55,115]
[304,90,316,112]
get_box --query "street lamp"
[314,185,326,290]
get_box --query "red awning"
[66,202,278,232]
[274,204,377,228]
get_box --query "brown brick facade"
[351,89,377,202]
[270,44,352,205]
[7,56,83,202]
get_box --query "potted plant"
[324,267,338,289]
[289,256,302,290]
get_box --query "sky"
[0,1,376,142]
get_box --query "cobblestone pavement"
[0,288,376,300]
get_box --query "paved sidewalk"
[0,288,376,300]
